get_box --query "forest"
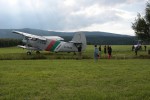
[0,39,22,47]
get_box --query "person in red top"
[108,46,112,59]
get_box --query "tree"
[132,2,150,42]
[0,39,22,48]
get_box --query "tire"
[27,51,31,55]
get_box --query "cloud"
[0,0,147,35]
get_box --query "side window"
[41,40,46,44]
[38,40,46,44]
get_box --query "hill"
[0,28,137,45]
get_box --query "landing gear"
[26,51,41,55]
[27,51,31,55]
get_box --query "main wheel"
[27,51,31,55]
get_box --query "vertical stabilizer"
[71,32,87,51]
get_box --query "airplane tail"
[70,32,87,51]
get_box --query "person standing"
[108,46,112,59]
[94,45,99,61]
[144,45,147,51]
[99,45,101,58]
[104,45,107,56]
[135,46,138,55]
[77,44,82,59]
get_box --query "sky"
[0,0,148,36]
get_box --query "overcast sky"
[0,0,148,35]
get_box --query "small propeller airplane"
[134,40,142,50]
[12,31,87,55]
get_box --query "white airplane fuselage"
[13,31,87,54]
[26,38,78,52]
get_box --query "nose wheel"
[26,51,40,55]
[27,51,31,55]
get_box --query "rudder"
[71,32,87,51]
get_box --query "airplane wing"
[12,31,46,41]
[44,36,64,41]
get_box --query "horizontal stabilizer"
[17,45,38,50]
[69,41,82,44]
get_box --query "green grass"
[85,45,150,59]
[0,59,150,100]
[0,47,80,60]
[0,46,150,99]
[0,45,150,60]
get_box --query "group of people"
[94,45,112,61]
[132,45,147,55]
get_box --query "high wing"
[12,31,46,41]
[44,36,64,41]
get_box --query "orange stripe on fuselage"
[45,40,56,51]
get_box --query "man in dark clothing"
[135,47,138,55]
[108,46,112,59]
[78,45,82,52]
[99,45,101,51]
[99,45,101,58]
[144,45,147,51]
[104,45,107,55]
[77,44,82,59]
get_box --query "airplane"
[134,40,142,50]
[12,31,87,55]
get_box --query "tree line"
[87,36,138,45]
[0,39,22,47]
[0,37,136,48]
[62,36,137,45]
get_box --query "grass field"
[0,45,150,99]
[0,60,150,100]
[0,45,150,60]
